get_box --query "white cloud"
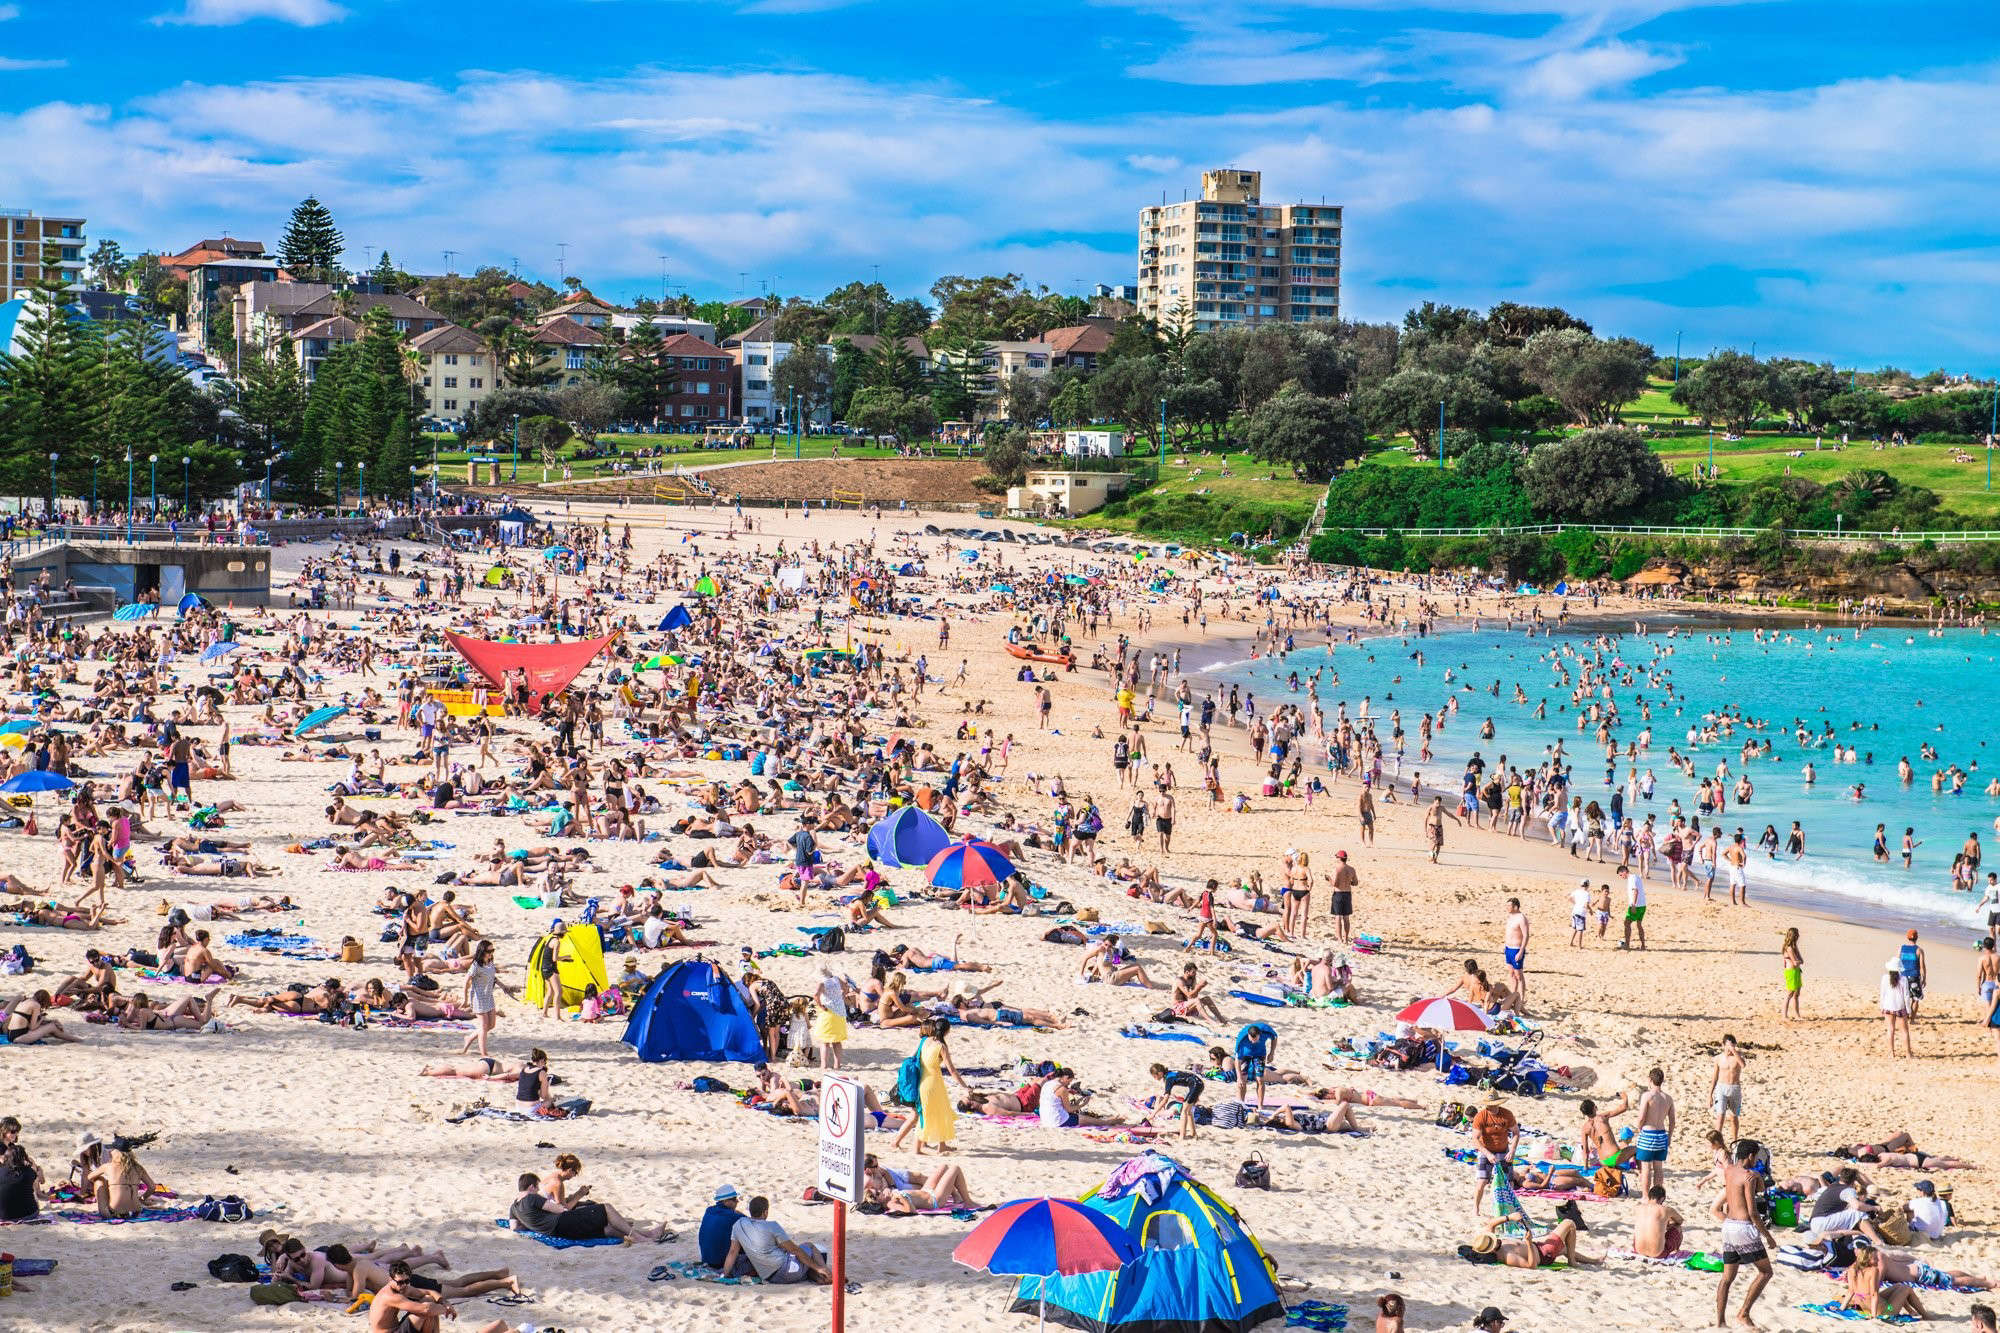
[6,58,1997,365]
[154,0,346,27]
[1511,39,1682,98]
[0,6,22,22]
[0,55,62,69]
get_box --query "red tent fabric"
[445,631,619,704]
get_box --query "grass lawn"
[1059,448,1325,538]
[416,432,930,482]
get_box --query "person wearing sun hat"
[1471,1307,1508,1331]
[699,1184,754,1275]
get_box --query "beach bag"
[810,927,846,954]
[1,945,31,975]
[893,1040,927,1107]
[1592,1165,1624,1198]
[249,1282,302,1306]
[1235,1153,1272,1190]
[339,938,363,964]
[207,1253,259,1282]
[1768,1195,1798,1228]
[194,1195,252,1223]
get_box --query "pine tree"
[0,256,105,494]
[281,196,346,283]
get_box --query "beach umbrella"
[990,582,1016,595]
[0,770,75,794]
[113,603,151,621]
[691,575,719,597]
[293,704,349,737]
[520,614,545,628]
[851,575,876,596]
[176,593,209,617]
[199,641,246,663]
[954,1197,1140,1333]
[1394,996,1495,1032]
[867,805,952,869]
[658,605,694,631]
[924,838,1016,890]
[542,545,573,560]
[0,735,25,750]
[0,720,37,736]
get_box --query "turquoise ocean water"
[1215,619,2000,932]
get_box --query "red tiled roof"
[530,317,608,347]
[1042,324,1113,356]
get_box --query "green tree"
[1671,349,1774,434]
[1242,389,1368,481]
[280,195,346,284]
[848,386,907,438]
[520,414,571,470]
[605,323,679,425]
[981,424,1033,486]
[830,339,867,420]
[553,381,627,438]
[772,298,832,347]
[1519,328,1654,425]
[1360,367,1501,451]
[772,345,834,424]
[861,336,923,394]
[0,258,104,493]
[1519,427,1670,521]
[87,238,127,290]
[1091,354,1167,440]
[693,300,758,340]
[1002,370,1051,425]
[1047,378,1094,427]
[241,337,309,457]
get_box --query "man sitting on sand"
[1631,1185,1684,1258]
[721,1194,831,1285]
[365,1260,521,1333]
[512,1171,666,1244]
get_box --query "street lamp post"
[182,455,191,513]
[148,454,158,521]
[410,465,419,508]
[511,416,520,482]
[90,458,98,516]
[358,461,366,512]
[124,449,133,542]
[1437,400,1446,467]
[47,452,58,523]
[264,457,273,503]
[335,460,344,511]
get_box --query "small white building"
[1060,428,1127,459]
[1007,469,1133,518]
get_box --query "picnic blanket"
[1119,1024,1208,1043]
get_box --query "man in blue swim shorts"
[1234,1021,1276,1108]
[1502,896,1531,1010]
[1633,1065,1676,1197]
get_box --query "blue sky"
[3,0,1997,369]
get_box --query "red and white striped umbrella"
[1394,996,1495,1031]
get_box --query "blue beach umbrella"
[954,1197,1141,1333]
[866,805,952,869]
[177,593,209,617]
[659,605,694,631]
[0,720,38,736]
[113,603,151,621]
[200,642,246,663]
[293,704,349,737]
[0,770,76,794]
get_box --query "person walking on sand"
[1881,961,1915,1059]
[1151,787,1175,855]
[1709,1034,1745,1144]
[1780,928,1804,1021]
[1424,795,1458,864]
[1633,1067,1674,1199]
[1712,1138,1775,1329]
[1723,832,1749,906]
[1502,897,1530,1012]
[1620,863,1648,951]
[1898,930,1927,1020]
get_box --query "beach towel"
[493,1219,620,1249]
[1796,1302,1917,1324]
[53,1206,202,1224]
[1285,1300,1348,1330]
[659,1259,760,1284]
[512,896,549,910]
[1229,990,1289,1008]
[1119,1024,1208,1043]
[9,1259,56,1276]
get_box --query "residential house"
[534,296,616,329]
[530,316,610,388]
[1041,322,1115,373]
[409,323,497,423]
[281,292,447,381]
[931,339,1056,419]
[728,296,770,321]
[291,315,359,382]
[723,315,824,425]
[609,312,717,343]
[654,333,734,424]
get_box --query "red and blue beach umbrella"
[924,838,1016,890]
[954,1196,1140,1332]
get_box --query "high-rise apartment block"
[1136,168,1340,332]
[1,207,86,301]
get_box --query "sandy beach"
[2,499,1995,1333]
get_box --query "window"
[746,379,767,391]
[469,354,482,366]
[566,351,586,370]
[443,354,457,365]
[394,319,409,332]
[748,354,767,366]
[443,399,457,411]
[422,376,431,387]
[680,404,696,417]
[695,382,711,394]
[469,377,483,389]
[443,377,457,389]
[10,243,20,258]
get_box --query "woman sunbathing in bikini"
[863,1162,981,1214]
[118,990,222,1031]
[419,1056,527,1080]
[5,900,113,930]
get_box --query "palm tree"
[1834,468,1895,507]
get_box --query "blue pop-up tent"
[866,804,951,868]
[1011,1153,1282,1333]
[657,604,694,632]
[622,959,765,1063]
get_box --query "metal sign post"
[817,1076,865,1333]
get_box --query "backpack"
[207,1252,259,1282]
[1592,1165,1624,1198]
[1,943,32,975]
[193,1194,253,1223]
[892,1039,926,1107]
[1234,1153,1272,1190]
[810,927,846,954]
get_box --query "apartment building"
[1136,168,1341,333]
[723,315,830,425]
[2,207,86,301]
[409,323,497,423]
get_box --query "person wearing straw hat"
[1470,1089,1518,1218]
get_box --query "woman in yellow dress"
[811,967,849,1070]
[898,1017,971,1154]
